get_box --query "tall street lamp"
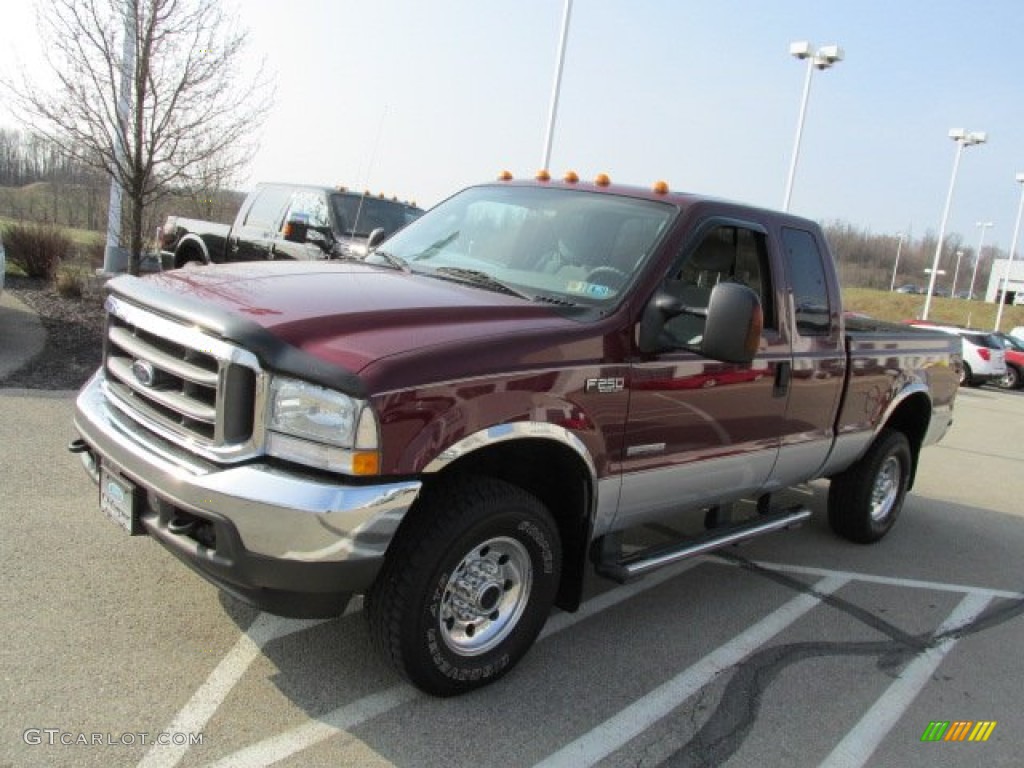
[921,129,987,320]
[993,173,1024,331]
[968,221,993,301]
[541,0,573,171]
[782,41,844,212]
[889,232,906,292]
[951,250,965,297]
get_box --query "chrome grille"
[103,296,263,462]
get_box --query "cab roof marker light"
[536,169,551,182]
[498,170,513,181]
[595,173,611,187]
[653,180,670,194]
[563,170,579,183]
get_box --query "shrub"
[2,221,72,280]
[54,261,89,298]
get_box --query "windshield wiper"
[431,267,532,300]
[367,250,409,271]
[412,231,460,261]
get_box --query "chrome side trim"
[424,421,598,484]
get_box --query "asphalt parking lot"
[1,384,1022,768]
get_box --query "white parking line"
[139,558,1015,768]
[198,560,706,767]
[732,559,1023,600]
[532,574,850,768]
[204,686,418,768]
[136,612,334,768]
[819,591,993,768]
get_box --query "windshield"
[369,185,677,305]
[331,193,422,238]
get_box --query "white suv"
[909,323,1006,387]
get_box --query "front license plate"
[100,468,141,535]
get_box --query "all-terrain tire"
[365,476,561,697]
[828,428,911,544]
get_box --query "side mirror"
[638,281,762,364]
[282,218,308,243]
[366,227,387,251]
[701,282,762,363]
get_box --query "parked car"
[993,332,1024,389]
[908,322,1006,386]
[895,284,922,294]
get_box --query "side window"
[662,225,773,347]
[283,191,330,229]
[243,186,292,230]
[781,227,831,336]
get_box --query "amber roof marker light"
[652,180,670,194]
[498,170,514,181]
[563,171,579,183]
[594,173,611,187]
[536,169,552,182]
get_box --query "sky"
[2,0,1024,255]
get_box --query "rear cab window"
[781,227,832,336]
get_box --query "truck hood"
[114,262,590,392]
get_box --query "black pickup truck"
[159,182,423,268]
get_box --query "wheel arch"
[413,427,598,612]
[880,389,931,489]
[174,235,210,267]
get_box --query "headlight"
[266,377,380,475]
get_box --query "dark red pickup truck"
[72,174,959,696]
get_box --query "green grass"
[843,286,1024,331]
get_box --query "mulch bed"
[2,274,107,391]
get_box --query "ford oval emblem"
[131,359,156,387]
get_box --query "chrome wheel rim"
[439,536,532,656]
[870,456,901,522]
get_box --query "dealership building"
[985,258,1024,304]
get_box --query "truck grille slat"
[108,326,220,387]
[103,297,262,461]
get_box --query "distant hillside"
[0,181,245,244]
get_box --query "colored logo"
[921,721,997,742]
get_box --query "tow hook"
[68,438,99,484]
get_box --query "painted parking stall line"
[192,560,706,768]
[136,612,334,768]
[819,592,993,768]
[532,574,851,768]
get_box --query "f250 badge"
[585,377,625,394]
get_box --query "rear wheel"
[828,428,911,544]
[958,362,972,386]
[365,476,561,696]
[997,365,1021,389]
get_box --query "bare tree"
[6,0,272,274]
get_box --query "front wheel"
[828,428,911,544]
[365,476,561,696]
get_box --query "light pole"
[993,173,1024,331]
[968,221,993,301]
[951,250,964,297]
[541,0,573,171]
[782,41,844,212]
[921,129,987,320]
[889,232,906,292]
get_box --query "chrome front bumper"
[73,371,422,616]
